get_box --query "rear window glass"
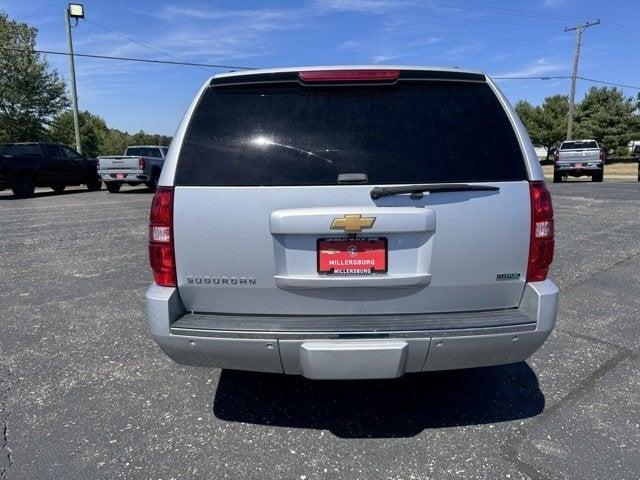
[3,144,42,156]
[126,147,162,158]
[176,81,527,186]
[561,141,598,149]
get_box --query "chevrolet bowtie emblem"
[330,214,376,233]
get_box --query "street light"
[65,3,84,153]
[68,3,84,18]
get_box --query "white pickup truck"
[98,145,169,193]
[553,139,604,183]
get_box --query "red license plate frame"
[317,237,387,274]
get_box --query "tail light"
[599,149,605,161]
[149,186,176,287]
[527,181,554,282]
[96,158,100,170]
[139,157,145,170]
[554,151,559,162]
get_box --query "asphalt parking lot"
[1,182,639,480]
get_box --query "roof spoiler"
[209,69,486,87]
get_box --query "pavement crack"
[555,328,635,354]
[500,348,636,479]
[0,369,13,478]
[558,250,640,292]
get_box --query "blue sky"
[2,0,639,135]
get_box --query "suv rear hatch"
[171,69,532,316]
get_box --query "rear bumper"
[555,163,602,176]
[99,171,148,182]
[145,280,558,379]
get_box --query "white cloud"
[338,40,365,50]
[443,43,483,58]
[312,0,416,13]
[497,57,567,78]
[491,53,510,62]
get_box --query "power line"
[5,46,639,91]
[577,76,640,90]
[429,0,582,22]
[585,45,640,60]
[0,47,255,70]
[319,0,567,29]
[492,75,640,90]
[601,19,639,32]
[83,18,215,73]
[590,32,640,48]
[492,76,571,80]
[601,24,640,38]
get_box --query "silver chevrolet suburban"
[146,66,558,380]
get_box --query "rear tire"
[12,175,35,199]
[592,171,603,182]
[553,172,562,183]
[86,179,102,191]
[51,185,65,193]
[146,169,160,192]
[106,182,121,193]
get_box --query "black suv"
[0,142,102,198]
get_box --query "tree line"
[0,12,171,157]
[515,89,639,160]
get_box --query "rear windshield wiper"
[370,183,499,200]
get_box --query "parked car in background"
[628,140,640,155]
[98,145,168,193]
[0,142,101,198]
[146,66,558,381]
[533,145,548,160]
[554,139,604,183]
[634,145,640,181]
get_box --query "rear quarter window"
[175,80,527,186]
[561,141,598,149]
[126,147,162,158]
[3,144,43,156]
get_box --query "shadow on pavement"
[0,186,153,200]
[117,188,153,194]
[213,362,544,438]
[0,188,95,200]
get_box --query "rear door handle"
[270,207,436,235]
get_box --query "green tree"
[515,95,568,160]
[0,11,69,144]
[129,130,171,147]
[100,128,130,156]
[574,86,637,152]
[48,110,109,157]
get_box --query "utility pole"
[564,19,600,140]
[65,4,85,153]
